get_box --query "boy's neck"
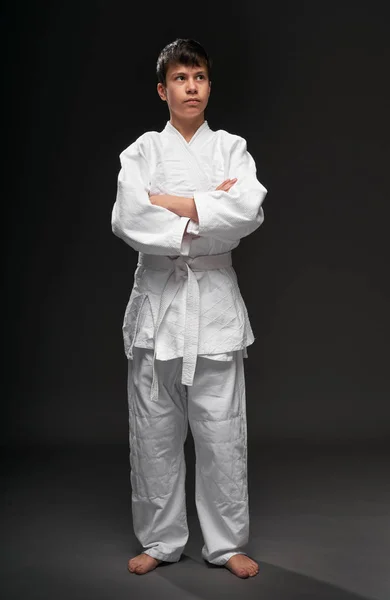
[169,114,205,143]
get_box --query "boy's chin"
[176,109,206,120]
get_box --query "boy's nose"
[186,79,197,91]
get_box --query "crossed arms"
[112,136,267,254]
[149,179,238,223]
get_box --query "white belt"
[138,252,232,402]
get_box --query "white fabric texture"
[128,347,249,565]
[112,120,267,363]
[138,253,234,402]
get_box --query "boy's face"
[157,62,211,121]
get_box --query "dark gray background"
[3,0,390,448]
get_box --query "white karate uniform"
[112,120,267,564]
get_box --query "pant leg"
[187,350,249,565]
[128,347,189,562]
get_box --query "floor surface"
[2,441,389,599]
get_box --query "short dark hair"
[156,39,212,86]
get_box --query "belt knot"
[173,256,188,281]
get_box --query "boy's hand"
[216,178,237,192]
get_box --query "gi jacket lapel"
[165,121,213,191]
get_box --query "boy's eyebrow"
[170,69,207,77]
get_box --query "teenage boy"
[112,38,267,578]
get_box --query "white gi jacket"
[112,120,267,387]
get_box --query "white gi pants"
[127,347,250,565]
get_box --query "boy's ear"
[157,83,167,102]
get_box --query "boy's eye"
[175,74,206,81]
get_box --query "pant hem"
[204,551,248,566]
[142,549,182,563]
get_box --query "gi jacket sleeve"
[190,136,267,243]
[111,136,190,255]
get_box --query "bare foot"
[225,554,259,578]
[128,553,161,575]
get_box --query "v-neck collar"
[164,120,209,146]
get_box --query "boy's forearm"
[169,195,199,222]
[149,194,199,223]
